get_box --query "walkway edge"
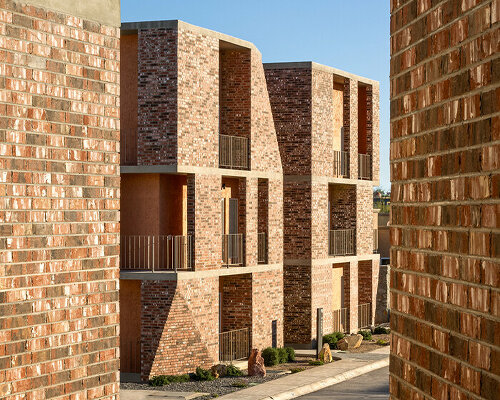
[220,356,389,400]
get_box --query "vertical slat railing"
[219,134,249,169]
[358,303,372,329]
[358,153,372,180]
[328,229,355,256]
[257,232,267,264]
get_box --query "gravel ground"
[346,334,391,353]
[121,370,287,399]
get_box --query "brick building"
[264,63,381,346]
[390,0,499,399]
[0,0,120,399]
[119,20,284,380]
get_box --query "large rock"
[337,334,363,351]
[211,364,227,378]
[248,348,266,377]
[318,343,333,363]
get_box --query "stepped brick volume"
[390,0,499,399]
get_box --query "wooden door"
[120,280,141,373]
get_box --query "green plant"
[373,326,390,335]
[285,347,296,362]
[308,359,324,366]
[358,330,373,341]
[262,347,279,366]
[290,367,305,374]
[376,339,389,346]
[225,364,243,377]
[323,332,345,349]
[232,380,248,388]
[149,374,190,386]
[278,347,288,364]
[194,367,215,381]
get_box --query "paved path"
[295,366,389,399]
[218,347,390,400]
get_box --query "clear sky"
[121,0,390,191]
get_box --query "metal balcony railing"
[373,229,379,254]
[332,307,347,333]
[333,150,349,178]
[257,232,267,264]
[219,134,249,170]
[328,229,355,256]
[358,303,372,329]
[358,153,372,180]
[120,235,193,271]
[222,233,244,266]
[219,327,250,362]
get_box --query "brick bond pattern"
[265,64,380,343]
[122,22,284,379]
[0,1,120,399]
[390,0,499,399]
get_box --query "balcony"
[333,150,349,178]
[358,153,372,180]
[328,229,355,256]
[257,232,267,264]
[332,307,347,333]
[120,235,193,271]
[219,134,249,170]
[222,233,244,266]
[358,302,372,329]
[219,327,250,362]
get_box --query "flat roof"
[121,20,257,51]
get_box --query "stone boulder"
[211,364,227,378]
[318,343,333,363]
[337,334,363,351]
[248,348,266,377]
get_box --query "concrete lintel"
[284,254,380,266]
[284,174,375,187]
[120,263,283,281]
[120,165,283,180]
[23,0,121,27]
[263,61,378,86]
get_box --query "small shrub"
[374,326,390,335]
[262,347,279,366]
[278,347,288,364]
[226,364,243,377]
[308,359,324,366]
[290,367,305,374]
[285,347,296,362]
[358,330,373,341]
[149,374,190,386]
[194,367,215,381]
[323,332,345,349]
[376,339,389,346]
[232,380,248,388]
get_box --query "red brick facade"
[120,20,284,379]
[265,63,381,344]
[0,0,120,398]
[390,0,499,399]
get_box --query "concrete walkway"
[121,390,208,400]
[218,347,390,400]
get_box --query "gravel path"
[121,371,287,399]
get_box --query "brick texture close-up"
[0,0,121,399]
[390,0,499,399]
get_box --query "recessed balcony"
[333,150,349,178]
[219,134,249,170]
[328,229,355,256]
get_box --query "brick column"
[343,78,358,179]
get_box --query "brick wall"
[252,269,284,349]
[137,29,177,165]
[220,274,252,333]
[357,185,375,255]
[283,265,312,344]
[0,1,120,398]
[390,0,499,399]
[264,68,312,175]
[141,278,218,379]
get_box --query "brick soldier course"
[390,0,499,399]
[264,62,381,346]
[0,0,121,399]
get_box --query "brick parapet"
[390,1,500,399]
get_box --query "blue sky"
[121,0,390,190]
